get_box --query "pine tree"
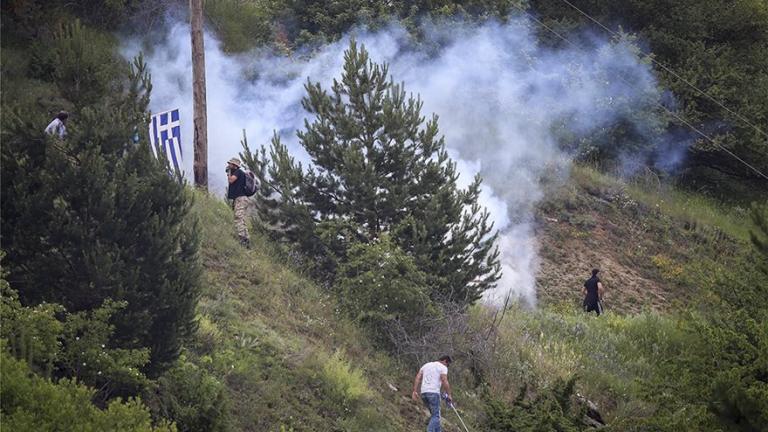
[243,40,500,304]
[1,21,201,377]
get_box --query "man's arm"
[440,374,452,401]
[597,281,604,300]
[411,370,423,401]
[228,171,239,184]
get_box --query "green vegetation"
[2,1,767,431]
[1,351,173,432]
[1,18,202,376]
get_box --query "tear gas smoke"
[123,18,665,307]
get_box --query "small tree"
[336,236,432,344]
[243,40,500,304]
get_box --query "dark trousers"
[584,299,603,316]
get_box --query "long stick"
[449,403,470,432]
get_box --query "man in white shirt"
[44,111,69,139]
[411,355,453,432]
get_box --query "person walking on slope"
[583,268,605,316]
[412,355,453,432]
[44,111,69,138]
[226,158,250,248]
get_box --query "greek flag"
[149,109,183,174]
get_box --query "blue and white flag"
[149,109,183,174]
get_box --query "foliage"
[0,350,174,432]
[1,279,151,403]
[204,0,276,52]
[750,202,768,273]
[279,0,526,45]
[1,17,202,376]
[336,236,432,339]
[150,358,231,432]
[319,349,369,405]
[29,19,120,107]
[483,377,588,432]
[242,40,500,305]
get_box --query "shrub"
[150,358,231,432]
[336,237,432,339]
[204,0,275,52]
[242,40,500,304]
[320,349,368,405]
[0,351,174,432]
[1,281,151,403]
[483,377,588,432]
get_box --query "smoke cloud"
[123,18,663,307]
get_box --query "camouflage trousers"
[233,196,250,241]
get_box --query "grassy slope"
[187,164,759,430]
[189,192,481,432]
[535,164,751,314]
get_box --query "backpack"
[243,170,257,197]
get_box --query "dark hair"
[56,111,69,121]
[592,268,600,277]
[438,355,452,365]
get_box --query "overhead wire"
[556,0,768,140]
[507,2,768,181]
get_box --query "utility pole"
[190,0,208,189]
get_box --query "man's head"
[56,111,69,123]
[438,355,452,366]
[227,158,241,171]
[592,268,600,277]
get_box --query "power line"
[508,4,768,181]
[557,0,768,140]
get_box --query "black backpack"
[243,170,257,197]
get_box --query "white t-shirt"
[419,361,448,394]
[45,118,67,138]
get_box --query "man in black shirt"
[582,268,604,316]
[226,158,250,248]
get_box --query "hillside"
[2,2,767,431]
[535,165,750,314]
[184,165,764,431]
[189,192,476,431]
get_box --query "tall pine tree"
[1,21,201,376]
[243,40,500,304]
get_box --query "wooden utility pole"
[190,0,208,189]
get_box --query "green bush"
[29,19,120,107]
[484,377,588,432]
[204,0,275,52]
[1,281,151,403]
[336,237,432,337]
[150,358,231,432]
[320,349,368,404]
[0,350,174,432]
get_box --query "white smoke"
[123,18,661,307]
